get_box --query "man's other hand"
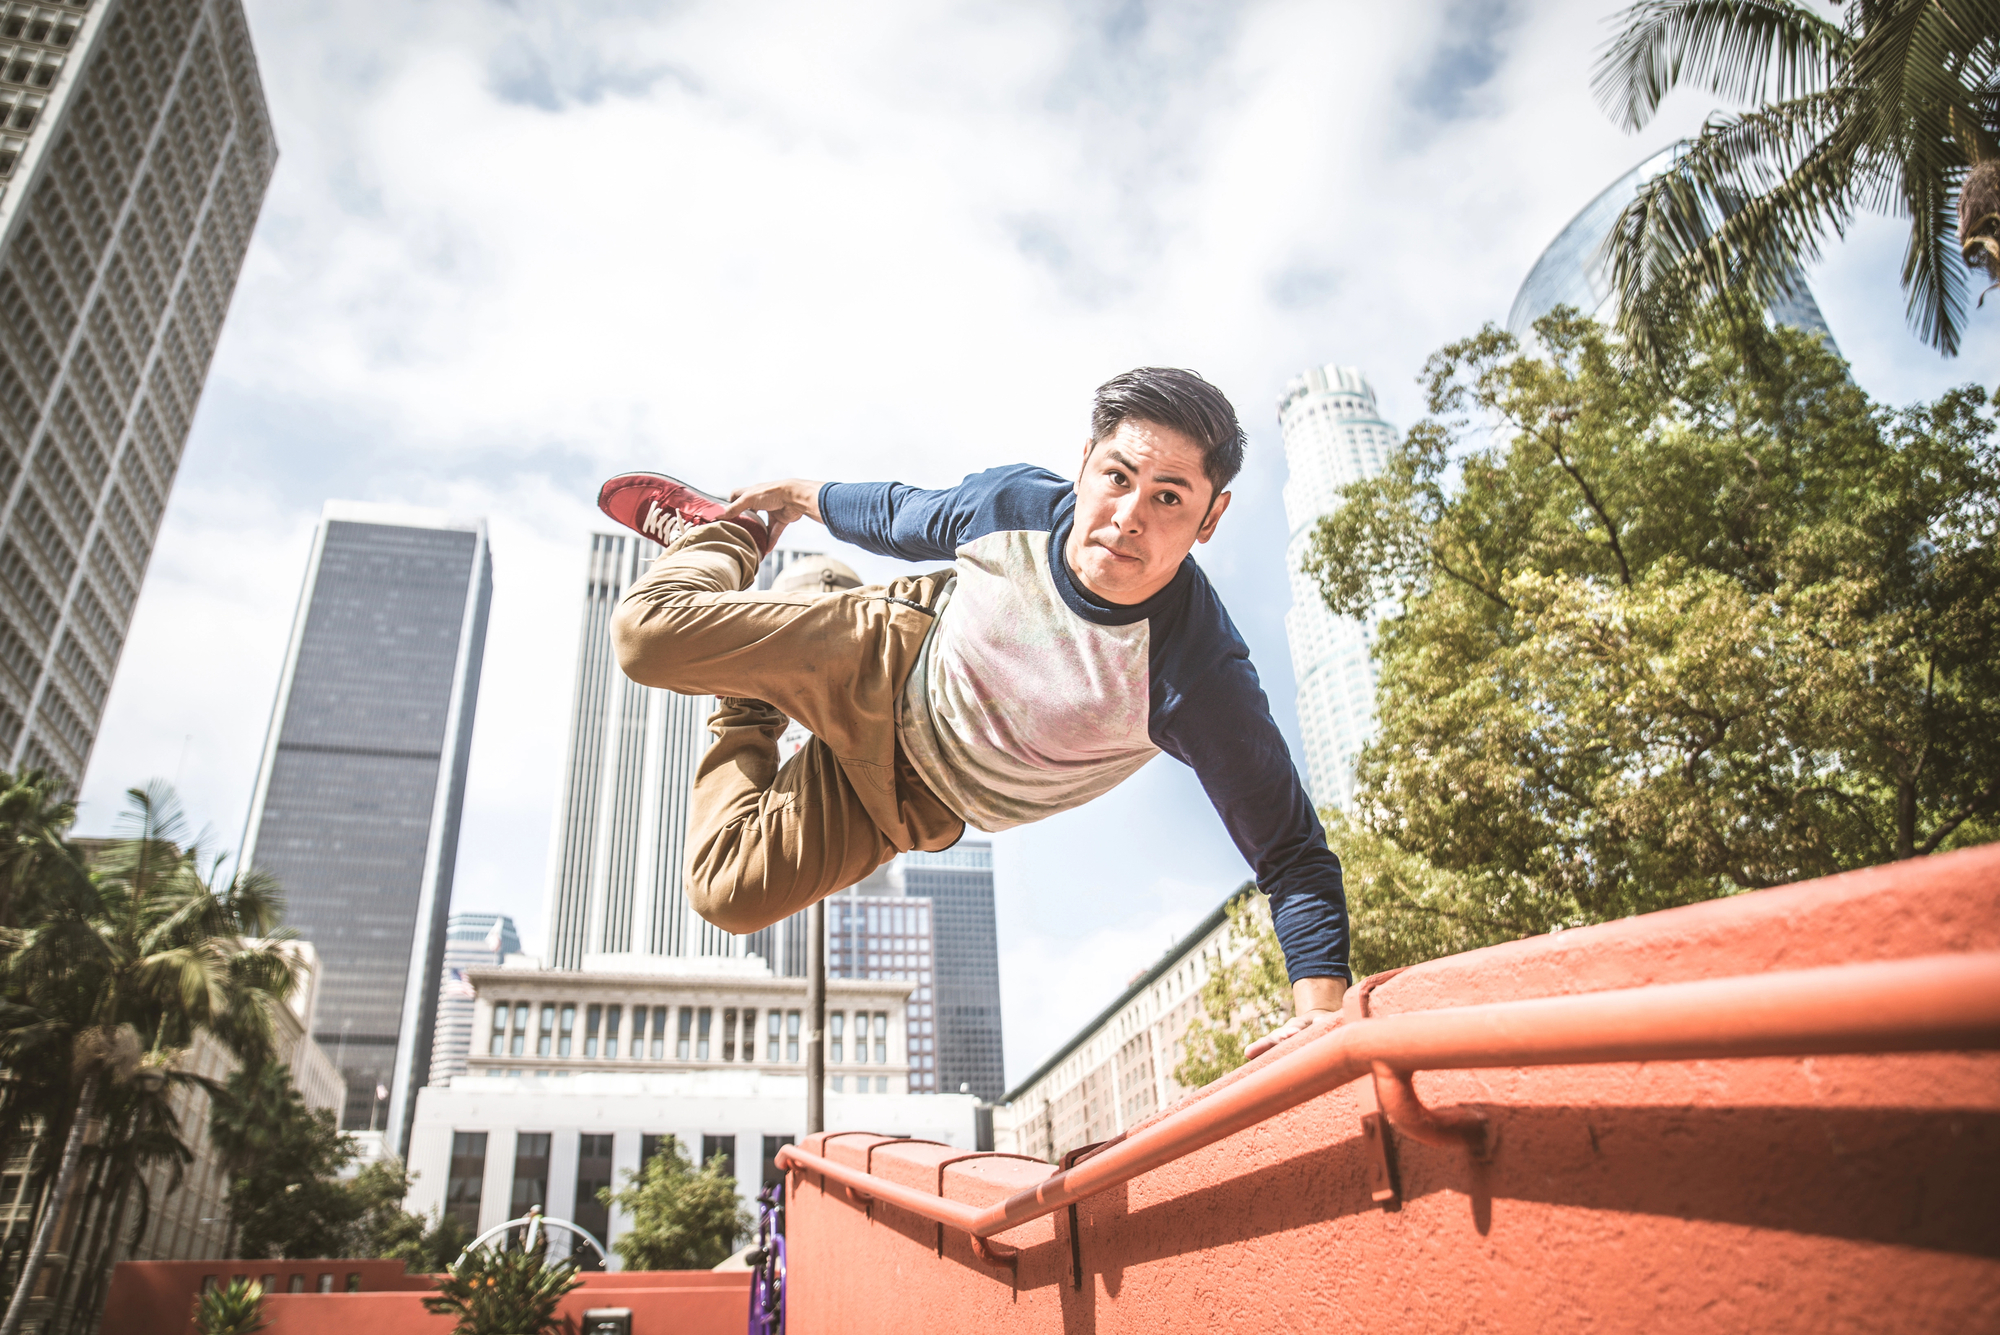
[1244,976,1347,1061]
[724,479,824,547]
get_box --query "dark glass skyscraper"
[902,843,1003,1100]
[243,505,492,1151]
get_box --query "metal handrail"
[777,950,2000,1246]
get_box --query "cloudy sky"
[75,0,1999,1085]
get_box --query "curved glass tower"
[1510,147,1840,352]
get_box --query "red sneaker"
[596,472,773,555]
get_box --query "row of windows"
[445,1130,797,1234]
[489,1000,837,1065]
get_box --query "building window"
[742,1009,757,1062]
[446,1132,487,1228]
[511,1003,529,1056]
[585,1004,601,1058]
[875,1076,887,1094]
[829,1011,843,1063]
[723,1008,737,1062]
[677,1007,692,1060]
[558,1005,575,1057]
[604,1005,622,1058]
[697,1008,712,1061]
[874,1012,888,1064]
[766,1011,780,1061]
[786,1010,801,1063]
[641,1133,674,1168]
[651,1006,668,1059]
[510,1133,550,1218]
[489,1005,507,1057]
[700,1134,736,1182]
[573,1133,613,1260]
[537,1005,555,1057]
[761,1136,794,1192]
[832,1075,845,1093]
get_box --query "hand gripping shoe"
[596,472,774,555]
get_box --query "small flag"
[375,1084,388,1102]
[482,919,505,953]
[443,967,477,1000]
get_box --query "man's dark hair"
[1089,367,1246,495]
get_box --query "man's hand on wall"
[1244,976,1347,1061]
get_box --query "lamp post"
[806,901,826,1134]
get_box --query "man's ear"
[1196,489,1232,543]
[1077,437,1097,483]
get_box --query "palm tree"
[0,772,76,930]
[1592,0,2000,363]
[0,783,297,1335]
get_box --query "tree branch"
[1541,411,1635,585]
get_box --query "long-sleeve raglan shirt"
[818,464,1350,985]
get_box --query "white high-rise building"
[429,910,521,1088]
[1278,365,1398,810]
[544,532,723,971]
[0,0,275,791]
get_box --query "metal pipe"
[778,950,2000,1243]
[807,899,825,1135]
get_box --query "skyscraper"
[428,910,520,1088]
[1509,145,1842,354]
[1278,366,1397,809]
[0,0,275,790]
[242,504,492,1150]
[842,841,1003,1100]
[543,532,725,970]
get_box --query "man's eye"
[1159,492,1180,506]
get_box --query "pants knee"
[688,876,784,936]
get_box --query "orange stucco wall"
[785,845,2000,1333]
[101,1260,751,1334]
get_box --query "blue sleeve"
[819,465,1070,562]
[1150,597,1351,986]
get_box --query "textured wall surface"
[786,845,2000,1333]
[103,1261,752,1334]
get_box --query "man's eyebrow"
[1104,449,1194,490]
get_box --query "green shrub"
[194,1278,266,1335]
[422,1244,582,1335]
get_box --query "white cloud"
[78,0,1999,1082]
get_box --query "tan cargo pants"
[610,521,965,934]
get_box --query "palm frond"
[1593,0,1851,131]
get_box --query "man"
[601,367,1348,1053]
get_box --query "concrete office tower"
[1509,146,1841,355]
[846,840,1003,1100]
[429,910,521,1088]
[544,532,725,971]
[0,0,274,790]
[1278,366,1397,810]
[243,504,493,1150]
[829,891,938,1092]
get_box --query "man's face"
[1065,417,1231,605]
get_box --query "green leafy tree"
[348,1158,473,1274]
[1591,0,2000,361]
[223,1091,360,1260]
[0,783,296,1335]
[1305,309,2000,964]
[1171,889,1291,1089]
[602,1139,749,1271]
[423,1246,580,1335]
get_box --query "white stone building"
[1278,365,1398,810]
[406,955,979,1259]
[993,887,1265,1162]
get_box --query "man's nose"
[1113,491,1143,532]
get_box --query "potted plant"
[424,1245,583,1335]
[194,1279,266,1335]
